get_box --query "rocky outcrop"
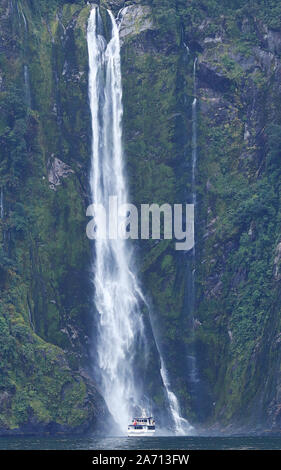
[0,0,109,435]
[119,4,155,43]
[47,156,74,189]
[0,372,111,437]
[198,61,232,92]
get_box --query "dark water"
[0,435,280,450]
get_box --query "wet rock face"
[198,61,232,92]
[119,4,155,43]
[267,30,281,55]
[0,0,111,435]
[114,1,281,430]
[273,243,281,281]
[47,156,74,189]
[0,392,11,412]
[102,0,144,9]
[102,0,126,9]
[188,9,281,432]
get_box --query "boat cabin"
[128,417,155,429]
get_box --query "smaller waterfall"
[190,57,198,304]
[24,65,31,108]
[19,3,31,109]
[183,42,190,55]
[20,9,27,32]
[0,187,4,219]
[28,305,34,331]
[187,57,201,408]
[160,360,193,435]
[191,58,198,209]
[190,57,198,323]
[17,1,28,33]
[53,69,62,127]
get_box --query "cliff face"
[111,0,281,432]
[181,2,281,432]
[0,0,281,434]
[0,0,110,435]
[196,17,281,433]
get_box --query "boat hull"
[127,429,155,437]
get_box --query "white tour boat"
[127,410,156,437]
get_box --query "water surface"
[0,436,280,450]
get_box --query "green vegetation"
[0,0,101,433]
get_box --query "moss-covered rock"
[0,0,109,434]
[120,0,281,431]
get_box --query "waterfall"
[24,65,31,108]
[190,57,198,321]
[17,1,28,34]
[183,42,190,55]
[192,58,198,209]
[188,57,201,400]
[160,360,193,435]
[87,7,148,432]
[191,57,198,314]
[19,6,27,32]
[0,187,4,219]
[19,3,31,108]
[27,303,34,331]
[87,6,192,435]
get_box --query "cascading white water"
[87,7,147,432]
[0,187,4,219]
[160,360,193,435]
[192,57,198,210]
[18,3,27,32]
[87,6,193,435]
[183,42,190,55]
[24,65,31,108]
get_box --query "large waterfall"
[87,6,192,435]
[87,7,148,432]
